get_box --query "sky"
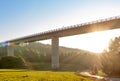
[0,0,120,53]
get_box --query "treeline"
[101,36,120,76]
[0,42,99,71]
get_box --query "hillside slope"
[0,42,99,71]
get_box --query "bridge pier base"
[7,46,14,56]
[51,37,59,70]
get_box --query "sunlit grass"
[0,69,93,81]
[97,70,107,77]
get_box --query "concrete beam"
[7,46,14,56]
[51,37,59,69]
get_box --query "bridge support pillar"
[51,37,59,70]
[7,46,14,56]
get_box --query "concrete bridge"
[0,16,120,69]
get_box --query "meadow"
[0,69,92,81]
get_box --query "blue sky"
[0,0,120,52]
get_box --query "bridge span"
[0,16,120,69]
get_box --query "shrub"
[0,56,26,69]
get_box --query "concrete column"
[7,46,14,56]
[51,37,59,69]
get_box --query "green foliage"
[0,69,93,81]
[97,70,107,76]
[0,56,26,69]
[101,36,120,76]
[0,47,7,56]
[0,42,98,71]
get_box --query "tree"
[0,56,26,69]
[101,36,120,76]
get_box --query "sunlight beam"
[40,29,120,53]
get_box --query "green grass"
[97,70,107,77]
[0,69,93,81]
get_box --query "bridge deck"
[3,16,120,44]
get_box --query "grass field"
[0,69,93,81]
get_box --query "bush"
[0,56,26,69]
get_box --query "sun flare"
[40,29,120,53]
[61,29,120,53]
